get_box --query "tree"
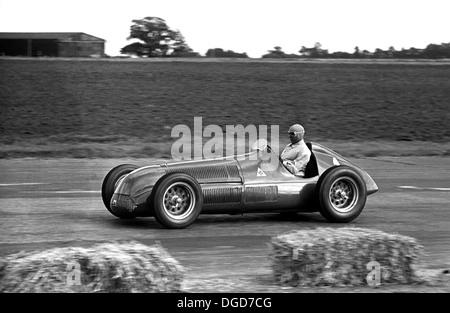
[205,48,248,58]
[353,46,362,58]
[121,16,195,57]
[262,46,300,58]
[273,46,283,54]
[262,46,285,57]
[299,42,328,58]
[424,43,450,58]
[120,42,148,57]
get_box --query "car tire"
[316,166,367,223]
[152,172,203,229]
[101,164,139,218]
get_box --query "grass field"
[1,58,449,158]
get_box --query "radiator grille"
[166,165,241,181]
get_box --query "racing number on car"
[257,167,267,177]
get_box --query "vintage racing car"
[101,140,378,228]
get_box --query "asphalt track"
[1,156,449,292]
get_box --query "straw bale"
[270,227,423,287]
[0,241,184,293]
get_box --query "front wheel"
[316,166,367,223]
[101,164,139,218]
[151,173,203,229]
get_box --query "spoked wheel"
[317,166,367,223]
[152,173,203,229]
[162,182,197,220]
[328,176,359,213]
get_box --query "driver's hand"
[283,160,295,173]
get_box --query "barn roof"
[0,32,105,41]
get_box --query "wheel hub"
[170,195,183,208]
[334,190,348,200]
[163,183,194,218]
[329,177,358,213]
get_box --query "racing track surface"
[0,156,449,292]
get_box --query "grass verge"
[1,138,449,159]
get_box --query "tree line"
[263,42,450,59]
[121,17,450,59]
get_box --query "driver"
[280,124,311,177]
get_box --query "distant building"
[0,32,105,57]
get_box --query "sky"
[0,0,449,58]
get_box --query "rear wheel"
[101,164,138,218]
[151,173,203,229]
[316,166,367,223]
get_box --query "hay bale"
[270,227,423,287]
[0,241,184,293]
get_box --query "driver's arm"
[283,152,311,177]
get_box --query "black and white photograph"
[1,0,449,300]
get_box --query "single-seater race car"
[102,140,378,229]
